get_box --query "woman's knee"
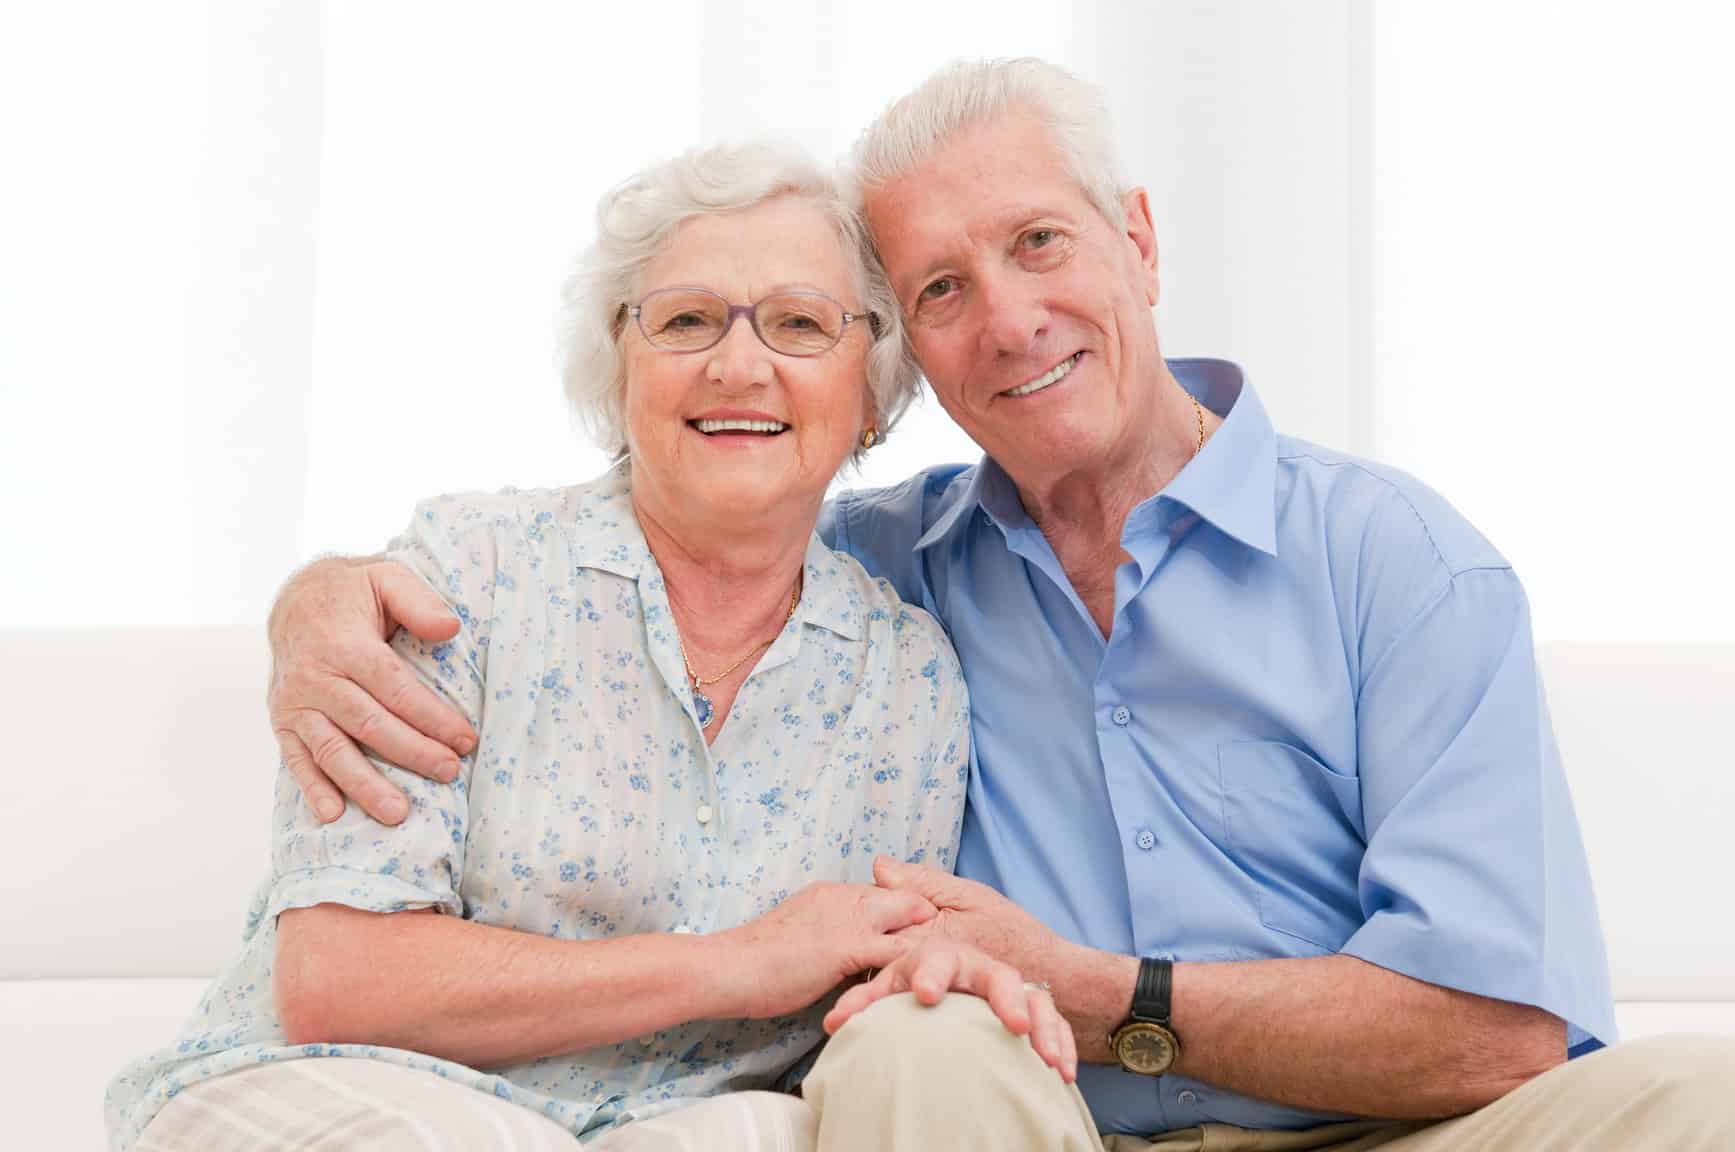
[141,1058,579,1150]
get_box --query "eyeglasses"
[626,287,879,358]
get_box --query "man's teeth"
[1006,353,1082,397]
[693,418,788,434]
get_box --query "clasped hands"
[817,855,1078,1082]
[712,856,1075,1082]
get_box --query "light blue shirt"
[822,359,1614,1137]
[108,466,970,1148]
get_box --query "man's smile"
[1003,352,1083,398]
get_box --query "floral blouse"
[107,464,970,1147]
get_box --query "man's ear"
[1121,187,1160,307]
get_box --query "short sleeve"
[823,486,927,603]
[897,607,971,871]
[824,466,970,610]
[266,494,503,922]
[1342,565,1616,1052]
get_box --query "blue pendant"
[693,689,715,728]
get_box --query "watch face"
[1115,1022,1177,1076]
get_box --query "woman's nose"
[706,314,774,390]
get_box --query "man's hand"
[714,882,937,1021]
[823,936,1078,1082]
[871,855,1066,980]
[268,556,477,825]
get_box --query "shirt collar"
[1144,358,1278,556]
[563,462,655,579]
[914,358,1277,557]
[565,462,864,640]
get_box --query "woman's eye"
[920,277,955,302]
[779,314,819,330]
[666,312,706,329]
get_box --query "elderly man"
[265,59,1732,1150]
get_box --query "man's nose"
[975,269,1048,358]
[706,313,773,390]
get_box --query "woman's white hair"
[847,56,1127,231]
[561,140,916,462]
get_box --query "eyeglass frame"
[623,286,882,358]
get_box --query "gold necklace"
[680,581,800,729]
[1191,395,1206,457]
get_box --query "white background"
[3,8,1733,1143]
[2,0,1731,643]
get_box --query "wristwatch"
[1111,956,1180,1076]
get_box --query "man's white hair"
[561,140,916,461]
[847,57,1127,231]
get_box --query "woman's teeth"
[1006,353,1082,398]
[693,419,788,435]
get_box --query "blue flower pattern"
[107,465,968,1147]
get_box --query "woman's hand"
[716,882,938,1020]
[268,556,477,824]
[823,936,1079,1082]
[870,855,1066,982]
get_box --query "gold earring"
[861,427,878,450]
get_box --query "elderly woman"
[106,142,1074,1151]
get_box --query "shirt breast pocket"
[1217,740,1366,954]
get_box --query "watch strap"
[1130,956,1172,1027]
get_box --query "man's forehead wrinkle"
[896,199,1071,290]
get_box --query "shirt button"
[695,804,714,825]
[1135,828,1156,851]
[1111,706,1131,726]
[1179,1089,1199,1106]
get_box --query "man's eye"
[1025,229,1056,248]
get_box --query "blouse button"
[695,804,714,825]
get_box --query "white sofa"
[3,630,1731,1149]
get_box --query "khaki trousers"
[1103,1033,1735,1152]
[801,997,1735,1152]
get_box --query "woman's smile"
[687,408,792,442]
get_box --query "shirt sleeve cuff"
[1341,915,1617,1052]
[264,865,462,923]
